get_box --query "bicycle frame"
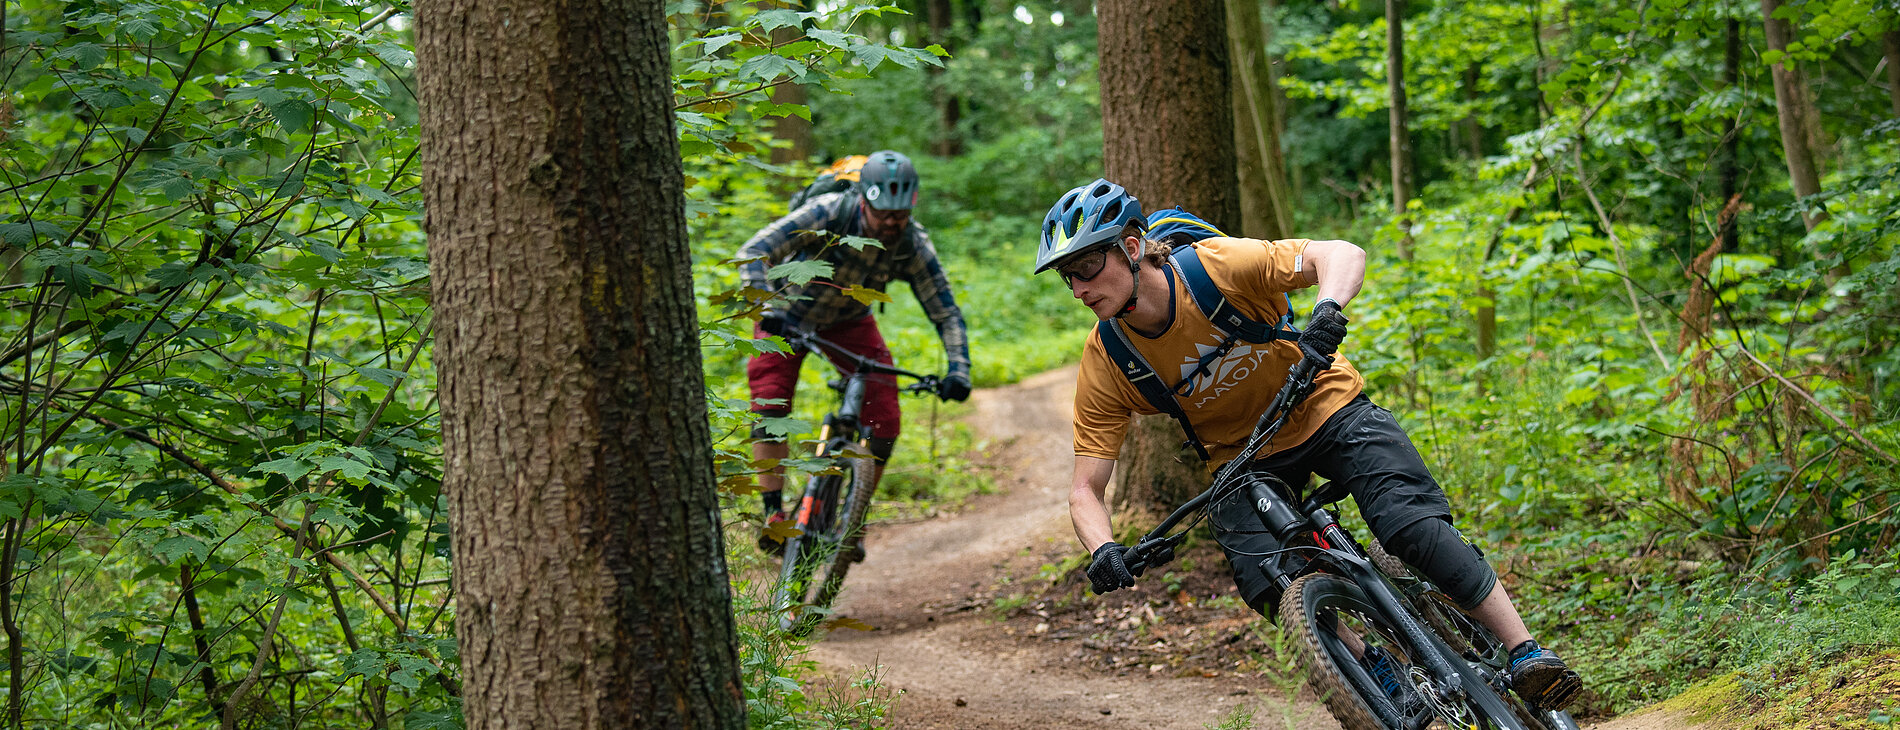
[1121,356,1530,730]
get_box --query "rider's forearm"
[1302,239,1366,309]
[1069,456,1117,552]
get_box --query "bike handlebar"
[1123,354,1333,574]
[784,330,933,381]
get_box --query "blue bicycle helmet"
[1036,178,1144,273]
[858,150,918,211]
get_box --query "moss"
[1654,672,1747,724]
[1647,650,1900,730]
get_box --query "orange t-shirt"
[1072,237,1365,465]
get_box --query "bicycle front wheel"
[1279,573,1526,730]
[778,457,876,635]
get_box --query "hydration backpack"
[1098,208,1302,461]
[788,155,870,210]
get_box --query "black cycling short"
[1207,394,1496,615]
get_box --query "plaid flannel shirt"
[738,192,971,379]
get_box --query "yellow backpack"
[788,155,869,210]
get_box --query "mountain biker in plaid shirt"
[740,151,972,558]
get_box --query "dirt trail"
[805,366,1682,729]
[807,366,1338,729]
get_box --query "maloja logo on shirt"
[1178,339,1271,409]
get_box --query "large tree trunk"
[1099,0,1236,511]
[1228,0,1294,240]
[415,0,746,727]
[1386,0,1414,261]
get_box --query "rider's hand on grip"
[1087,541,1140,595]
[1298,299,1348,368]
[936,373,971,402]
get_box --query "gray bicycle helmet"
[858,150,918,211]
[1036,178,1144,273]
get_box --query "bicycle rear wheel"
[1279,573,1526,730]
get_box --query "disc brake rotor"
[1411,665,1478,730]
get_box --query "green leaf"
[752,9,803,32]
[699,33,742,55]
[766,259,831,285]
[152,535,210,564]
[735,54,803,83]
[369,41,415,69]
[256,457,317,482]
[0,220,71,246]
[838,235,882,251]
[754,417,811,438]
[317,455,382,483]
[269,99,316,134]
[807,29,854,49]
[404,707,464,730]
[57,42,109,69]
[849,44,894,71]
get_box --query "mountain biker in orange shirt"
[1039,178,1582,711]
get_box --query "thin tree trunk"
[766,0,811,166]
[1099,0,1236,510]
[1228,0,1294,239]
[1461,62,1483,159]
[1265,0,1299,205]
[415,0,746,726]
[1884,30,1900,118]
[928,0,962,157]
[1761,0,1849,278]
[1386,0,1414,261]
[1720,17,1741,252]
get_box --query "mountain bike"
[1118,356,1581,730]
[769,329,941,635]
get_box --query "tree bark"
[415,0,746,727]
[1386,0,1414,261]
[1228,0,1294,240]
[1099,0,1236,510]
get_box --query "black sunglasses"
[1056,248,1113,286]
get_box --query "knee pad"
[750,408,791,441]
[866,436,896,463]
[1385,517,1498,611]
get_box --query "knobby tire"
[1280,573,1529,730]
[1366,541,1582,730]
[776,457,876,635]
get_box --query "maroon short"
[747,314,901,439]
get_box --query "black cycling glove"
[1298,299,1348,366]
[1087,541,1140,595]
[758,315,790,337]
[937,374,971,402]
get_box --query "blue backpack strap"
[1096,320,1213,463]
[1169,245,1300,343]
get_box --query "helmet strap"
[1112,238,1145,319]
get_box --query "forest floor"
[803,365,1705,729]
